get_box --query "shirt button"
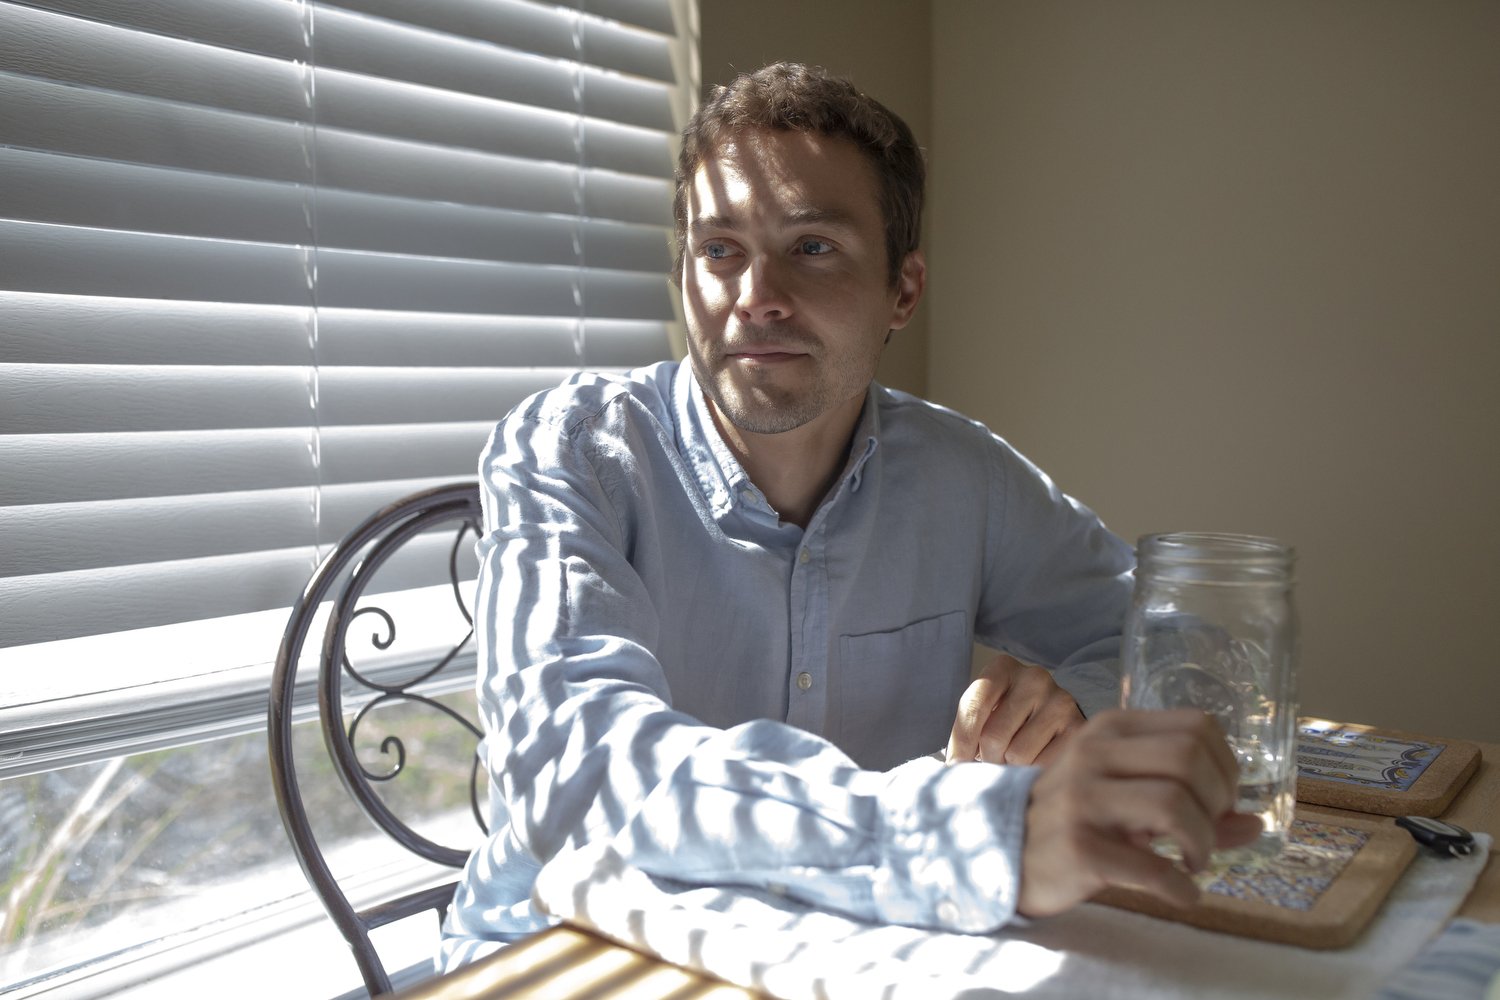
[798,547,811,564]
[739,489,756,505]
[796,672,813,691]
[936,900,960,924]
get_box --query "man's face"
[681,127,923,436]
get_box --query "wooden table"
[391,923,760,999]
[395,740,1498,999]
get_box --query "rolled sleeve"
[617,728,1038,936]
[872,757,1036,933]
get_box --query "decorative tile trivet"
[1097,807,1417,949]
[1297,719,1481,817]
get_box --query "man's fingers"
[1214,811,1265,848]
[945,674,1005,763]
[975,678,1031,762]
[1083,831,1202,910]
[1032,732,1071,768]
[994,698,1083,765]
[1020,825,1200,917]
[1115,777,1222,872]
[1093,708,1242,790]
[947,653,1029,762]
[1018,708,1259,920]
[980,664,1058,762]
[1086,710,1242,818]
[949,655,1086,766]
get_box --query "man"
[441,63,1257,968]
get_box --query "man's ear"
[889,250,927,332]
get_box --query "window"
[0,0,694,992]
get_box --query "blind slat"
[555,0,676,36]
[0,71,313,180]
[0,550,322,647]
[0,2,310,118]
[315,127,675,225]
[0,293,312,366]
[318,423,499,487]
[0,221,670,313]
[316,188,672,271]
[0,295,670,369]
[314,4,675,131]
[0,147,669,271]
[2,472,494,578]
[322,0,676,82]
[318,312,671,368]
[0,220,314,304]
[0,146,313,246]
[316,67,674,178]
[0,526,481,647]
[317,367,584,427]
[0,430,318,507]
[0,364,316,434]
[0,426,518,513]
[0,433,503,510]
[0,489,320,579]
[318,252,673,319]
[22,0,308,61]
[0,365,575,434]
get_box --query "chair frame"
[267,481,487,997]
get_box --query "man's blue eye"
[800,240,832,255]
[704,243,729,259]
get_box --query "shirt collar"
[675,362,748,518]
[673,362,884,518]
[844,385,881,493]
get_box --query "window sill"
[0,585,478,781]
[5,839,461,1000]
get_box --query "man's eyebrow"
[689,214,737,236]
[689,208,859,235]
[781,207,858,230]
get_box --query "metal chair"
[268,481,488,997]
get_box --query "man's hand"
[1017,708,1264,917]
[946,653,1084,767]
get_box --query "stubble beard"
[687,324,835,435]
[701,368,833,435]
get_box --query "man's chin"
[708,383,818,436]
[718,400,814,436]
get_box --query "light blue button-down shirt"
[440,360,1133,968]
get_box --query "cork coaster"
[1096,807,1416,949]
[1295,718,1482,817]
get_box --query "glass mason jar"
[1121,532,1298,868]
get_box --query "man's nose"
[735,258,793,326]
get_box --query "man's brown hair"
[672,62,925,287]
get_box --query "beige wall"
[700,1,1499,741]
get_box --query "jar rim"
[1137,531,1295,565]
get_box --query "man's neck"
[708,391,866,530]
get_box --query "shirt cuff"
[870,757,1038,934]
[1051,649,1122,718]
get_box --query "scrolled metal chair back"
[268,481,487,997]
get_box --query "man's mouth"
[724,341,812,364]
[730,349,804,363]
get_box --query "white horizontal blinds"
[0,0,680,655]
[306,0,677,572]
[0,0,323,651]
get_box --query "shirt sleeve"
[974,431,1136,716]
[475,404,1039,934]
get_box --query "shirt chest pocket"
[835,609,970,770]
